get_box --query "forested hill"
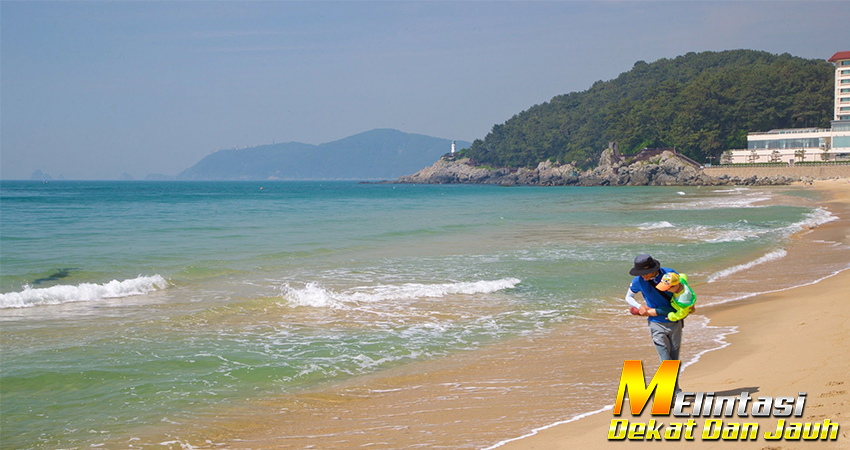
[462,50,833,168]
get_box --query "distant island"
[176,129,469,181]
[30,170,65,181]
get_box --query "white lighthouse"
[451,140,456,155]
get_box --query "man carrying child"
[624,254,696,392]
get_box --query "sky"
[2,1,849,180]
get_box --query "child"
[655,272,696,321]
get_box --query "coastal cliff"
[397,149,794,186]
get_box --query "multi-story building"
[729,51,850,164]
[831,51,850,121]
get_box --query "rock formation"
[397,149,795,186]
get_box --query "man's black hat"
[630,254,660,276]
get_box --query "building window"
[842,98,850,103]
[841,107,850,111]
[843,70,850,75]
[834,136,850,148]
[843,79,850,84]
[843,88,850,93]
[843,61,850,66]
[747,138,823,150]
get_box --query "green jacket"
[667,274,696,322]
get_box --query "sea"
[1,180,848,449]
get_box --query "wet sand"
[497,179,850,450]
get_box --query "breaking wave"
[0,275,169,308]
[707,250,787,283]
[637,221,675,230]
[281,278,522,309]
[658,188,770,210]
[794,207,837,231]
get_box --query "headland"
[397,149,850,187]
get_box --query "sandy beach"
[497,179,850,450]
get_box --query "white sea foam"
[484,405,614,449]
[695,226,762,243]
[702,266,850,308]
[638,224,761,244]
[281,278,522,309]
[658,188,770,210]
[637,221,675,230]
[795,207,837,231]
[712,187,749,193]
[702,208,839,283]
[0,275,168,308]
[707,249,788,283]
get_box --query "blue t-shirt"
[630,267,678,323]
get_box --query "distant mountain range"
[176,129,469,180]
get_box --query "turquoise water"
[0,181,844,449]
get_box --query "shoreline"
[495,179,850,449]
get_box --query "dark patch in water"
[33,268,79,285]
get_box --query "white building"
[832,50,850,121]
[729,51,850,164]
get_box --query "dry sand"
[497,179,850,450]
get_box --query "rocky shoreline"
[396,149,795,186]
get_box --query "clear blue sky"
[2,1,849,180]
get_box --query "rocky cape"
[396,149,794,186]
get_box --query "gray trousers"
[649,320,683,390]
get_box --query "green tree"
[464,50,833,169]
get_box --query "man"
[625,253,682,391]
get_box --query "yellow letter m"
[613,360,680,416]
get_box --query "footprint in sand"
[818,390,846,398]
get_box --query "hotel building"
[833,50,850,121]
[729,51,850,164]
